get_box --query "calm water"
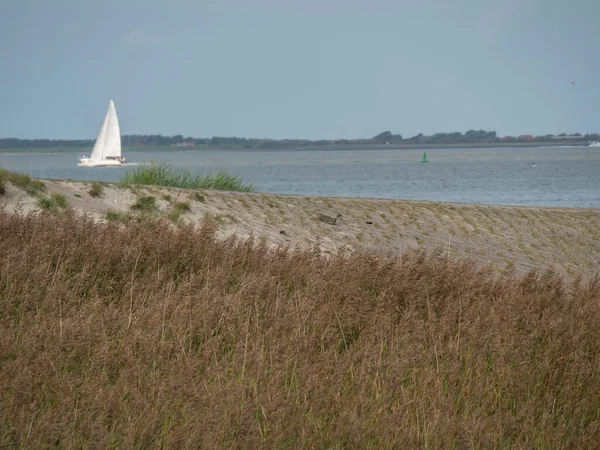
[1,146,599,208]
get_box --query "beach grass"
[88,181,104,198]
[131,195,157,213]
[0,211,599,448]
[173,201,191,212]
[0,167,46,196]
[105,209,131,222]
[51,193,68,208]
[37,193,69,211]
[119,162,255,192]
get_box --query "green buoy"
[420,152,428,163]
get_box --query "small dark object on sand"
[318,213,341,225]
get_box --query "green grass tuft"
[167,210,181,223]
[37,193,69,211]
[119,162,255,192]
[88,181,104,198]
[105,210,130,222]
[174,201,191,213]
[131,195,157,213]
[51,193,69,208]
[38,197,54,209]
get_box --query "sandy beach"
[2,177,598,279]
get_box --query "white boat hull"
[78,157,124,167]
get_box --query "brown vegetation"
[1,211,599,448]
[3,178,599,280]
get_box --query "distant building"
[519,135,534,141]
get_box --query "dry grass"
[2,177,599,279]
[1,211,599,448]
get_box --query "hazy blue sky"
[1,0,599,140]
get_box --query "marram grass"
[0,167,45,196]
[119,162,255,192]
[1,211,600,448]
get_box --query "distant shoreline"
[256,140,592,151]
[0,140,593,153]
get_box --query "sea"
[1,146,599,208]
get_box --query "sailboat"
[78,99,127,167]
[420,152,428,163]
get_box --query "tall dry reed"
[0,211,599,448]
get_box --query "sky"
[1,0,599,140]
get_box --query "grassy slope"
[0,212,599,448]
[1,175,600,447]
[3,177,598,279]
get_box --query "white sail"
[89,100,121,161]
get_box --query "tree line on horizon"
[1,130,598,149]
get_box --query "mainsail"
[89,100,121,161]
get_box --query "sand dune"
[2,178,599,278]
